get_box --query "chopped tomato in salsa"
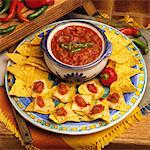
[75,95,88,107]
[51,25,102,66]
[56,107,67,116]
[36,96,45,108]
[107,93,119,103]
[87,83,97,93]
[90,104,104,114]
[33,81,44,93]
[58,83,69,95]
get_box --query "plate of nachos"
[5,19,147,135]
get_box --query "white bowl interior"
[47,22,105,67]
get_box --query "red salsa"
[51,25,102,66]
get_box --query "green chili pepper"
[27,5,48,20]
[0,25,17,35]
[60,42,93,53]
[132,38,149,55]
[0,0,11,15]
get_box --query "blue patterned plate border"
[5,19,147,135]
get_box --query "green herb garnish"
[60,42,93,53]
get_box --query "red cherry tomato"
[36,96,45,108]
[75,95,88,107]
[90,104,104,114]
[58,83,68,95]
[100,67,117,86]
[87,83,97,93]
[56,107,67,116]
[33,81,44,93]
[107,93,120,103]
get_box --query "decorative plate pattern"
[5,19,147,135]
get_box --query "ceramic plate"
[5,19,147,135]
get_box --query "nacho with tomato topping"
[53,83,76,103]
[49,103,80,124]
[78,79,105,100]
[25,96,55,114]
[106,92,128,112]
[72,94,93,115]
[82,100,110,123]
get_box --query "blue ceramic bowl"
[40,21,112,82]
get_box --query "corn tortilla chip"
[25,61,48,72]
[109,47,133,64]
[115,63,141,79]
[27,56,47,69]
[16,42,43,57]
[6,53,26,64]
[9,77,31,97]
[30,36,42,46]
[110,77,138,93]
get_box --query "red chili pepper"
[0,0,18,22]
[120,27,141,37]
[25,0,54,9]
[17,1,29,23]
[100,67,117,86]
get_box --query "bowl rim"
[43,21,109,69]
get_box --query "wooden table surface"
[0,114,150,150]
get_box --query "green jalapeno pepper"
[0,25,17,35]
[27,5,48,20]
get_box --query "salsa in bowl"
[41,21,112,82]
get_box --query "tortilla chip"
[25,102,34,111]
[105,30,131,55]
[27,56,47,69]
[109,47,133,64]
[33,98,55,114]
[78,78,105,100]
[30,36,41,46]
[86,100,110,123]
[7,64,27,82]
[80,115,92,122]
[123,55,139,67]
[16,42,43,57]
[53,83,76,103]
[110,77,138,93]
[9,77,31,97]
[106,92,128,112]
[6,53,26,64]
[107,60,116,69]
[49,103,80,124]
[25,61,48,72]
[115,63,141,79]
